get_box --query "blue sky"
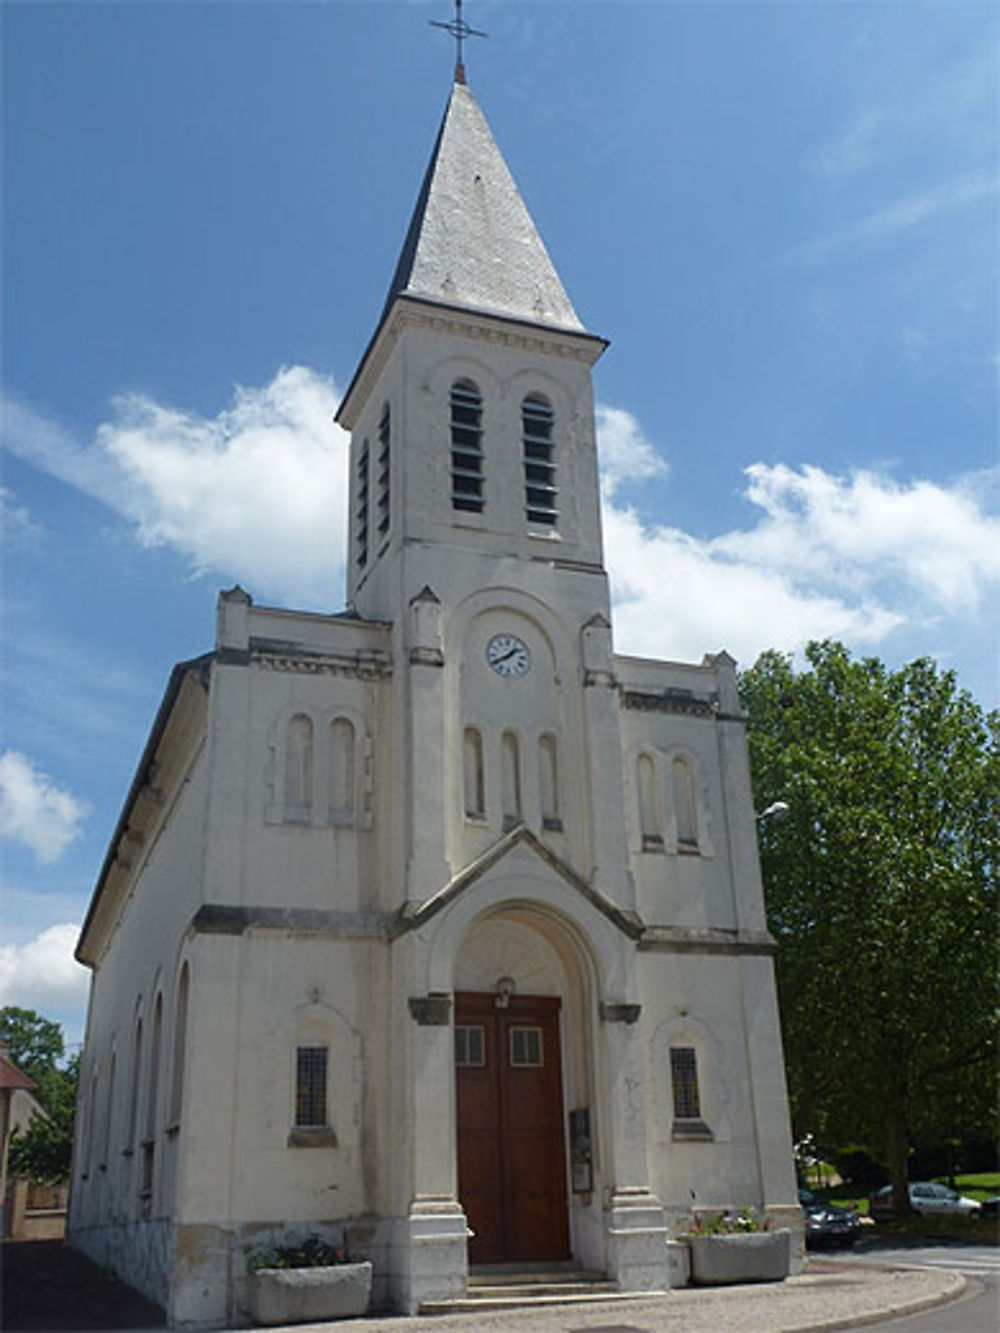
[2,0,997,1049]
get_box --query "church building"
[68,59,799,1328]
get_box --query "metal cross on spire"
[430,0,488,86]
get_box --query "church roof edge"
[77,653,213,966]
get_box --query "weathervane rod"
[430,0,488,85]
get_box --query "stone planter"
[687,1230,791,1286]
[247,1261,373,1324]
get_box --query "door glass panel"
[455,1025,486,1067]
[510,1026,544,1067]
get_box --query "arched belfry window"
[673,754,699,851]
[522,394,557,526]
[355,439,369,570]
[450,380,484,513]
[376,403,391,541]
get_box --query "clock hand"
[496,646,520,663]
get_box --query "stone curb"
[780,1269,967,1332]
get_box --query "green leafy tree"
[1,1006,78,1185]
[0,1007,64,1078]
[740,642,999,1215]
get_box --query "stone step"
[468,1281,618,1298]
[468,1268,607,1287]
[420,1284,669,1315]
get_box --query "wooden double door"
[454,991,570,1264]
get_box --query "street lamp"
[757,800,790,823]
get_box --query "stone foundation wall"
[69,1217,173,1313]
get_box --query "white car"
[870,1182,982,1220]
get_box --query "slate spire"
[382,81,586,334]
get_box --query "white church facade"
[69,73,799,1327]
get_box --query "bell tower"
[336,79,610,627]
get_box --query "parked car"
[799,1188,863,1248]
[869,1182,982,1221]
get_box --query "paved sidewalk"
[1,1241,967,1333]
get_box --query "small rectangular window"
[510,1027,544,1067]
[295,1046,328,1127]
[670,1046,701,1120]
[454,1026,486,1067]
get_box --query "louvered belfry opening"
[522,394,557,526]
[450,379,484,512]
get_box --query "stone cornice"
[619,688,719,719]
[187,905,776,959]
[637,926,777,956]
[250,640,392,681]
[337,295,606,429]
[190,905,391,941]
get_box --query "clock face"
[486,634,531,677]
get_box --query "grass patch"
[950,1173,1000,1198]
[872,1212,999,1243]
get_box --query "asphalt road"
[824,1242,1000,1332]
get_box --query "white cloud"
[0,488,41,543]
[3,367,347,609]
[0,752,88,864]
[809,46,994,179]
[604,501,903,666]
[723,463,1000,613]
[603,461,1000,667]
[5,373,998,678]
[0,923,89,1011]
[795,170,997,265]
[595,405,667,498]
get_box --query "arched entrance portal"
[453,905,595,1266]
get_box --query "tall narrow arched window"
[169,965,190,1126]
[285,714,313,820]
[376,403,391,541]
[329,718,355,818]
[501,731,522,829]
[146,995,163,1141]
[463,727,485,819]
[522,394,556,526]
[83,1067,98,1179]
[450,380,484,513]
[126,1015,142,1154]
[101,1050,116,1169]
[670,1046,702,1120]
[673,755,699,850]
[638,753,663,849]
[355,439,369,569]
[142,994,163,1201]
[539,733,561,830]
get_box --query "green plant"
[683,1209,770,1236]
[245,1235,345,1272]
